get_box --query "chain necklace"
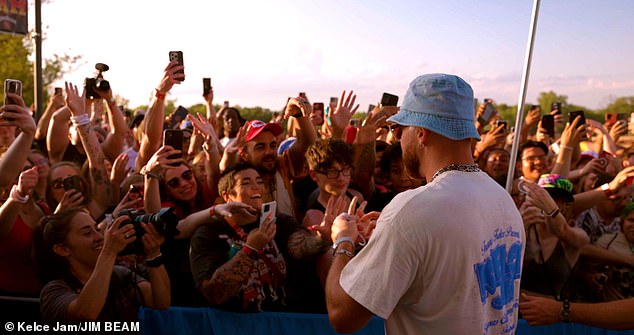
[430,163,481,183]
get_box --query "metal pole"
[33,0,43,121]
[505,0,541,192]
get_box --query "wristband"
[9,185,29,203]
[70,114,91,127]
[334,248,355,258]
[140,166,160,179]
[145,253,164,268]
[155,89,166,100]
[242,245,261,260]
[332,236,354,255]
[601,183,614,198]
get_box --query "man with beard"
[325,74,524,334]
[239,112,317,218]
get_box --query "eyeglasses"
[315,167,352,179]
[51,178,65,190]
[389,124,404,140]
[522,155,547,163]
[166,170,194,188]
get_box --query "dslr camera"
[118,207,180,255]
[84,63,111,99]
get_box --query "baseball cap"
[278,137,297,155]
[387,73,480,140]
[245,120,283,142]
[538,173,574,202]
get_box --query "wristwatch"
[559,299,571,322]
[140,165,160,179]
[601,183,614,198]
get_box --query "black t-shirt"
[189,213,325,313]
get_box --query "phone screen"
[569,110,587,140]
[541,115,555,137]
[381,93,399,106]
[171,106,189,126]
[4,79,22,105]
[313,103,324,125]
[496,120,508,132]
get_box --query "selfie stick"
[505,0,541,193]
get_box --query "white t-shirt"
[341,170,525,335]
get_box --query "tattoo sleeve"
[202,251,256,305]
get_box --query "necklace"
[430,163,480,183]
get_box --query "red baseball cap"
[245,120,283,142]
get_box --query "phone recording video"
[496,120,508,133]
[569,110,588,140]
[313,102,324,125]
[168,51,185,81]
[551,102,562,115]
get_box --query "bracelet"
[334,248,355,258]
[70,114,91,127]
[140,166,160,179]
[601,183,614,198]
[559,299,571,322]
[562,145,573,151]
[544,207,560,218]
[155,89,166,100]
[145,253,164,268]
[332,236,354,255]
[9,185,29,203]
[242,245,261,260]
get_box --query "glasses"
[522,155,547,163]
[389,124,404,140]
[166,170,194,188]
[315,167,352,179]
[51,178,65,190]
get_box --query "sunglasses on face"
[166,170,194,188]
[390,124,404,140]
[51,175,79,190]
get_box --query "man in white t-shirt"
[325,73,525,334]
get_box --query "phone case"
[381,93,399,106]
[203,78,211,95]
[168,51,185,81]
[260,201,277,225]
[4,79,22,105]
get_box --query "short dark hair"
[379,142,403,175]
[518,140,549,161]
[305,139,353,171]
[218,162,256,197]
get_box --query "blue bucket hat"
[387,73,480,140]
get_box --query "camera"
[118,207,180,255]
[84,63,111,99]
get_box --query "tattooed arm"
[200,251,256,305]
[286,229,328,260]
[64,83,112,219]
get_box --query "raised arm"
[64,82,112,218]
[136,61,184,171]
[329,90,359,140]
[35,92,65,140]
[285,96,318,172]
[551,116,584,177]
[46,106,71,165]
[99,90,127,163]
[0,93,36,187]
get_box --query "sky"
[28,0,634,112]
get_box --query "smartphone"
[203,78,211,95]
[168,51,185,81]
[299,92,307,99]
[350,119,361,128]
[62,175,82,193]
[4,79,22,105]
[569,110,588,140]
[312,102,324,125]
[617,113,629,127]
[2,79,22,121]
[163,129,184,165]
[478,99,495,124]
[260,201,277,225]
[54,87,63,95]
[368,104,376,113]
[598,151,612,169]
[171,105,189,126]
[496,120,508,132]
[223,100,229,108]
[551,102,562,115]
[329,97,338,107]
[541,114,555,137]
[381,93,399,106]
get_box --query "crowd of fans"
[1,60,634,326]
